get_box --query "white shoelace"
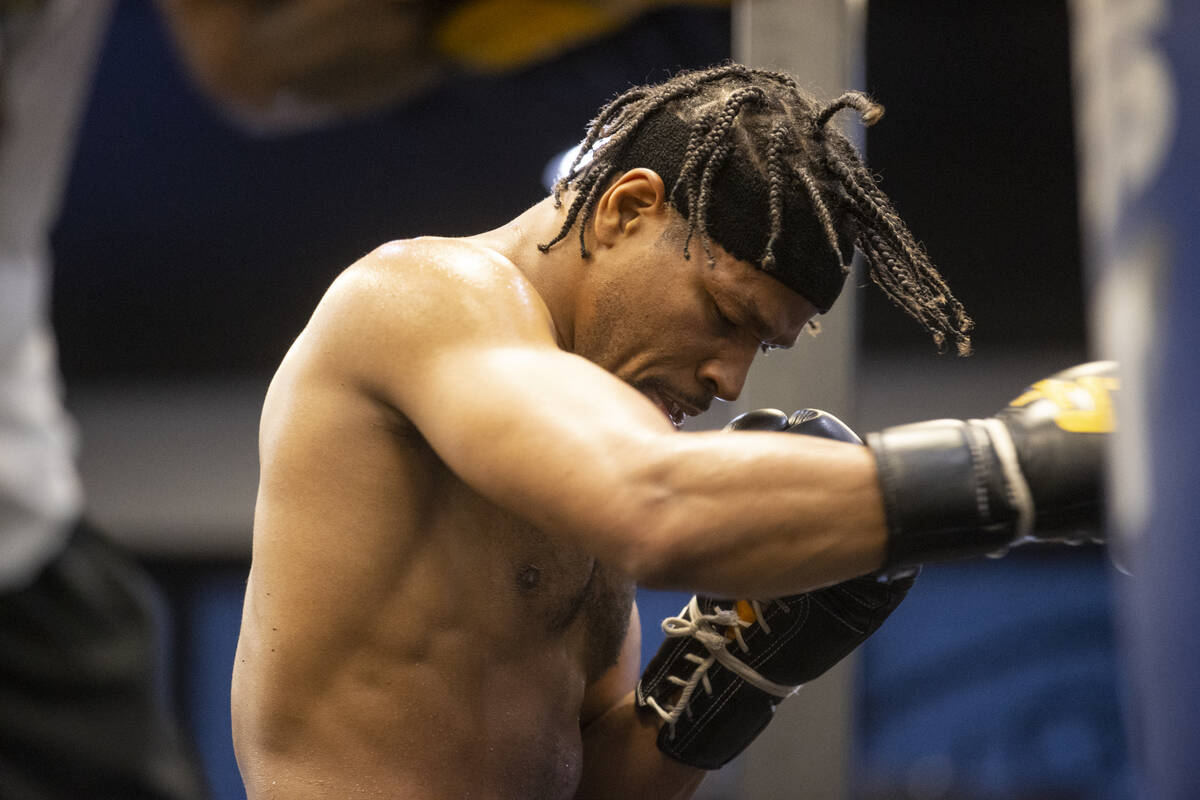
[643,596,802,738]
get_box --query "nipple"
[518,565,541,592]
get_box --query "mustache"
[632,377,712,415]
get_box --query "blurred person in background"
[0,1,208,797]
[0,0,438,796]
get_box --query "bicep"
[310,246,674,563]
[401,341,673,548]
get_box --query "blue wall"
[857,551,1131,799]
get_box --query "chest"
[513,539,636,681]
[428,459,636,682]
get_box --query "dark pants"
[0,523,206,800]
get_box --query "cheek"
[572,285,639,367]
[585,312,688,379]
[577,271,716,373]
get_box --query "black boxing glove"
[635,408,916,770]
[867,361,1118,569]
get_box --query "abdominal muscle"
[233,369,616,799]
[233,603,588,800]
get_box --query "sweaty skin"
[233,170,888,799]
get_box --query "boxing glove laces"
[636,408,916,769]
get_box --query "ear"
[591,168,668,249]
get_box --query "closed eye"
[711,300,736,331]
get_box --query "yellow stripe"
[436,0,730,73]
[1008,375,1119,433]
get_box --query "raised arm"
[153,0,444,127]
[302,238,888,598]
[303,235,1116,601]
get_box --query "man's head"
[560,169,822,424]
[540,63,973,356]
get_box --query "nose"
[697,341,758,402]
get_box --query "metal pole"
[727,3,866,799]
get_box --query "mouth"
[647,389,703,430]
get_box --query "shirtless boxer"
[232,65,1114,799]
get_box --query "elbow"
[547,439,700,589]
[599,489,693,590]
[157,15,294,121]
[155,7,262,105]
[184,48,278,112]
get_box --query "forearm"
[630,362,1117,593]
[624,430,887,598]
[406,348,888,599]
[575,692,706,800]
[153,0,442,122]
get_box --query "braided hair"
[539,63,973,355]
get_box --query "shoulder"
[294,237,559,400]
[315,236,557,346]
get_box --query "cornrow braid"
[691,86,766,264]
[537,162,617,256]
[816,111,974,354]
[793,161,843,268]
[761,121,790,272]
[551,88,649,207]
[550,63,762,257]
[540,64,974,354]
[816,90,884,129]
[675,112,716,261]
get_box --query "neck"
[466,196,585,352]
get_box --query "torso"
[232,254,635,799]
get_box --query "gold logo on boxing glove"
[1008,375,1119,433]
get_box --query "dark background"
[863,2,1083,355]
[51,2,733,378]
[51,1,1085,381]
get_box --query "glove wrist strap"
[868,418,1020,568]
[976,417,1035,542]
